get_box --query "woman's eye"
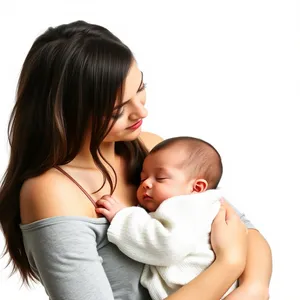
[138,82,147,93]
[111,109,124,120]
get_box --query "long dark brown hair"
[0,20,148,285]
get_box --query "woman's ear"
[192,179,208,193]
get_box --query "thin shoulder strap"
[54,166,97,208]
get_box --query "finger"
[212,204,226,224]
[101,195,114,201]
[97,197,115,206]
[95,207,109,218]
[102,195,118,205]
[96,199,112,210]
[222,201,239,221]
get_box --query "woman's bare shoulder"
[139,131,163,151]
[20,168,95,224]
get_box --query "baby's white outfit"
[107,190,237,300]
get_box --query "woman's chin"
[105,127,142,142]
[123,128,143,141]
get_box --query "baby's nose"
[142,179,152,189]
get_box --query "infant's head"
[137,136,223,212]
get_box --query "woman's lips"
[127,119,143,130]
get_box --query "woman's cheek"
[109,121,125,135]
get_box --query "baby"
[97,136,237,300]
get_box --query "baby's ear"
[192,179,208,193]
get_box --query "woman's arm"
[222,230,271,300]
[21,218,115,300]
[225,203,272,299]
[224,200,272,298]
[20,171,115,300]
[241,229,272,288]
[231,230,271,299]
[166,201,248,300]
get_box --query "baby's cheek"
[167,185,185,198]
[159,186,175,200]
[136,187,143,203]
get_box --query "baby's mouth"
[143,193,152,200]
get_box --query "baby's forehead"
[152,145,187,158]
[143,148,186,170]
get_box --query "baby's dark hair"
[150,136,223,189]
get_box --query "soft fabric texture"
[20,216,151,300]
[108,190,238,300]
[20,196,253,300]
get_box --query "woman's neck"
[70,136,119,170]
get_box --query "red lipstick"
[127,119,143,130]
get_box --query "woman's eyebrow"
[137,71,144,91]
[113,100,130,111]
[113,71,144,111]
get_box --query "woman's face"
[104,61,148,142]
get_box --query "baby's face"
[137,148,192,212]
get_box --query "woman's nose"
[129,99,148,120]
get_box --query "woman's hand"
[211,200,248,274]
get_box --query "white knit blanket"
[108,190,237,300]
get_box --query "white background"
[0,1,299,299]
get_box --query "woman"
[0,20,271,300]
